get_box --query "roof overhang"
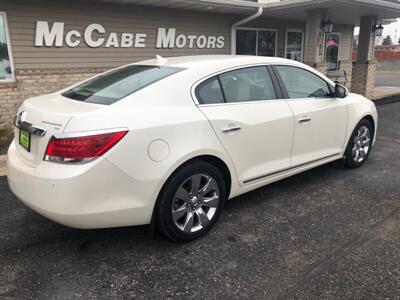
[96,0,260,15]
[95,0,399,25]
[260,0,400,25]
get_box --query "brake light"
[44,130,128,163]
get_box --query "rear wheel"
[155,161,226,242]
[344,119,373,169]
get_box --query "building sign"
[34,21,225,49]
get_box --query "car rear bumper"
[7,141,157,229]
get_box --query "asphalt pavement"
[0,102,399,299]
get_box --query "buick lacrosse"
[8,55,377,242]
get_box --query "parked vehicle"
[7,55,377,242]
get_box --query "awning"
[260,0,400,25]
[96,0,400,24]
[96,0,260,15]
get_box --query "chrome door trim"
[242,153,341,184]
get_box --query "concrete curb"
[374,93,400,106]
[0,155,6,177]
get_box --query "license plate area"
[19,129,31,152]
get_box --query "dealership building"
[0,0,400,126]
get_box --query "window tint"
[219,66,276,103]
[196,77,224,104]
[0,13,13,81]
[62,65,183,105]
[275,66,332,99]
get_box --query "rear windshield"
[62,65,183,105]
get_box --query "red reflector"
[45,130,128,162]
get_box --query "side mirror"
[335,84,348,98]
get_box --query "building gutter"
[231,6,263,54]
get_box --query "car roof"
[135,55,301,69]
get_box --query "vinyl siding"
[0,0,234,69]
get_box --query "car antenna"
[156,55,167,66]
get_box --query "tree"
[382,35,393,46]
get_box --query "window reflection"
[0,14,12,81]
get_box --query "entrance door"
[325,33,340,71]
[285,29,304,62]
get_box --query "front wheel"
[344,119,373,169]
[155,161,226,242]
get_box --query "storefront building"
[0,0,399,126]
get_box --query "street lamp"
[322,17,334,33]
[375,24,384,37]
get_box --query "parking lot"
[0,101,399,300]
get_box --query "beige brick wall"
[0,85,20,127]
[0,67,108,126]
[351,61,376,99]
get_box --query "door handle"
[298,117,312,124]
[222,126,242,134]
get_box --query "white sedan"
[7,55,377,242]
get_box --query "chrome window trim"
[191,63,281,106]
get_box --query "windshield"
[62,65,183,105]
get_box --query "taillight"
[44,130,128,163]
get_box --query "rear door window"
[219,66,277,103]
[62,65,183,105]
[195,66,277,105]
[196,77,224,104]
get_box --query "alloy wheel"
[172,174,220,233]
[352,125,371,163]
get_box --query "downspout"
[231,6,264,54]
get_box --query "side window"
[196,76,224,104]
[275,66,332,99]
[219,66,276,103]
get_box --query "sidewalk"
[374,87,400,100]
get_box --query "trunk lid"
[14,93,103,167]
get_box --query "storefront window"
[236,29,276,57]
[0,13,13,81]
[285,30,303,62]
[325,33,340,71]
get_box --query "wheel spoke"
[354,149,360,161]
[361,138,370,146]
[196,208,210,227]
[183,211,194,233]
[360,127,368,138]
[175,186,190,201]
[172,204,188,221]
[199,177,216,196]
[190,175,202,194]
[359,148,366,158]
[202,195,219,208]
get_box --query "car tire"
[155,160,226,242]
[344,119,373,169]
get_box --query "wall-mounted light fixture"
[322,16,334,33]
[374,23,384,37]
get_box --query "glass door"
[325,33,340,71]
[285,29,303,62]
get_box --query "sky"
[382,18,400,43]
[354,18,400,44]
